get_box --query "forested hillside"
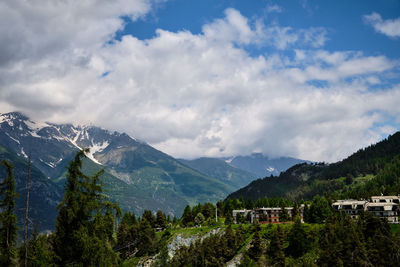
[228,132,400,201]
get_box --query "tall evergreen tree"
[286,218,309,258]
[291,201,299,220]
[121,211,137,226]
[137,218,156,256]
[0,160,18,267]
[53,149,120,266]
[248,224,263,261]
[318,212,367,266]
[279,204,289,222]
[268,225,285,266]
[309,195,331,223]
[142,210,156,228]
[181,205,192,226]
[225,211,233,225]
[18,229,55,266]
[156,210,167,229]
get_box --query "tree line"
[168,211,400,266]
[1,149,400,266]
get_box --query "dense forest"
[1,135,400,266]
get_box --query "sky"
[0,0,399,162]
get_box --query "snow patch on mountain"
[5,132,20,144]
[20,147,28,158]
[25,119,51,138]
[266,166,275,172]
[86,140,109,165]
[68,128,83,149]
[225,157,234,164]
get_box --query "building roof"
[254,207,293,211]
[232,209,251,212]
[332,200,368,205]
[371,196,400,199]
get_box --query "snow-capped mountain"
[0,111,132,177]
[0,112,234,226]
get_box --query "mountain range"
[0,111,307,231]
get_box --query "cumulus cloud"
[0,3,399,162]
[364,12,400,38]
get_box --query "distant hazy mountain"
[222,153,310,177]
[179,157,257,188]
[0,112,234,226]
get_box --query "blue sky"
[121,0,400,57]
[0,0,399,162]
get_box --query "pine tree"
[291,201,299,220]
[121,211,137,226]
[268,225,285,266]
[287,218,309,258]
[225,211,233,225]
[116,211,139,258]
[202,202,214,219]
[248,224,263,261]
[0,160,18,266]
[156,210,167,229]
[246,198,255,210]
[137,218,156,256]
[181,205,192,226]
[303,204,310,223]
[309,195,331,223]
[53,149,120,266]
[225,224,237,258]
[279,204,289,222]
[194,212,205,226]
[142,210,156,228]
[18,229,55,266]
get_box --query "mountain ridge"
[0,112,234,221]
[178,157,257,188]
[221,153,310,177]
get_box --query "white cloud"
[364,12,400,38]
[202,8,255,45]
[0,4,399,163]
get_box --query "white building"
[366,202,399,223]
[232,209,252,224]
[332,200,368,219]
[332,196,399,223]
[371,195,400,204]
